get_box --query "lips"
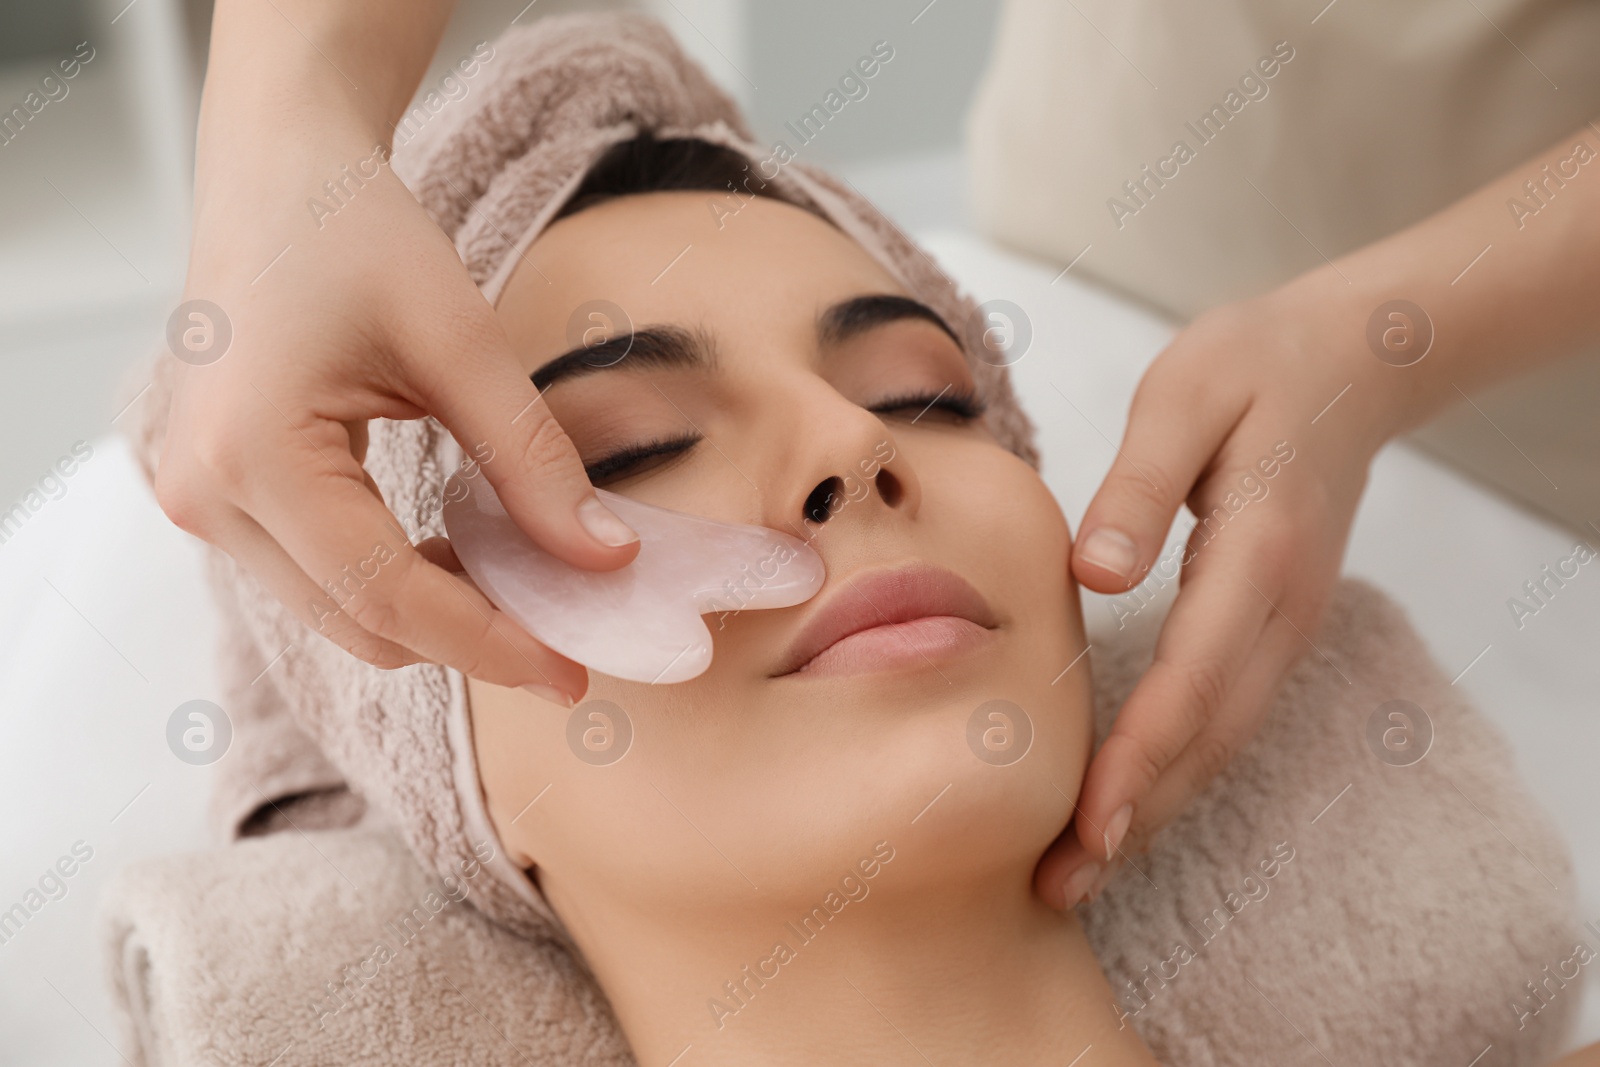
[773,562,999,678]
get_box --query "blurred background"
[2,0,1596,1063]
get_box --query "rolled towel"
[100,580,1582,1067]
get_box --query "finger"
[402,299,642,573]
[1072,366,1246,593]
[238,410,588,697]
[1035,830,1100,910]
[1036,804,1146,910]
[1088,853,1125,902]
[1127,608,1310,845]
[414,535,461,572]
[1071,551,1272,862]
[206,504,426,671]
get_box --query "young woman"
[462,134,1160,1067]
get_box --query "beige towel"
[119,12,1039,946]
[101,579,1581,1067]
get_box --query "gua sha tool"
[443,477,826,684]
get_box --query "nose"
[782,402,921,539]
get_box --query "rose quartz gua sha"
[443,476,825,684]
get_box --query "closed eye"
[583,388,981,485]
[868,387,986,423]
[584,433,701,485]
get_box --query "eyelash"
[583,388,985,484]
[584,434,701,485]
[868,387,987,422]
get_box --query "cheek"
[922,441,1077,630]
[477,669,755,895]
[916,438,1094,753]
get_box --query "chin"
[796,666,1090,902]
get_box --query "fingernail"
[1079,528,1139,583]
[1059,862,1102,909]
[1104,803,1133,861]
[1088,861,1119,903]
[521,682,575,707]
[577,494,640,548]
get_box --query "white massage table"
[1,230,1595,1064]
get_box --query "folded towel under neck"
[100,579,1581,1067]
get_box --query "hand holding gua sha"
[443,475,826,684]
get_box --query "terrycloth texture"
[121,13,1040,944]
[1081,580,1582,1065]
[100,579,1582,1067]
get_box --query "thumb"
[1072,378,1241,593]
[414,314,641,573]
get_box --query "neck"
[549,854,1157,1067]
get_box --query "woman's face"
[470,190,1092,933]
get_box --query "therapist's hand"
[1038,276,1401,909]
[1036,118,1600,908]
[153,0,638,704]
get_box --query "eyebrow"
[530,326,704,391]
[818,294,959,348]
[528,294,959,390]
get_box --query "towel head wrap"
[128,12,1039,944]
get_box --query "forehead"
[496,191,909,367]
